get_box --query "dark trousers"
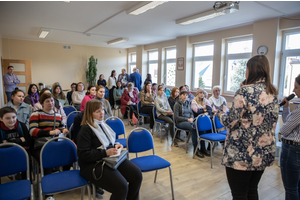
[109,88,115,109]
[157,115,175,139]
[91,159,142,200]
[226,167,264,200]
[115,100,121,105]
[140,106,154,129]
[177,121,197,149]
[127,105,137,120]
[5,91,12,102]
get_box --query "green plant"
[198,76,205,88]
[86,56,98,86]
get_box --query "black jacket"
[174,99,193,123]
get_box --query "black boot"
[194,147,204,158]
[201,141,211,157]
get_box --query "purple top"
[3,73,20,92]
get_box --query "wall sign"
[177,57,184,70]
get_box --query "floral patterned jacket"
[218,80,279,171]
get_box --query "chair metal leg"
[87,184,91,200]
[169,167,175,200]
[210,141,213,169]
[30,185,35,200]
[171,129,178,146]
[154,170,158,183]
[159,123,162,143]
[81,187,85,200]
[192,138,201,159]
[92,183,96,200]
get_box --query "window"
[224,37,253,93]
[129,53,136,73]
[148,51,158,83]
[193,43,214,90]
[279,29,300,99]
[165,48,176,86]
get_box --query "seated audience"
[140,81,155,132]
[154,85,176,146]
[168,87,179,111]
[144,73,152,85]
[52,82,67,106]
[24,83,40,109]
[34,88,67,125]
[184,85,195,101]
[152,83,158,95]
[4,88,32,129]
[72,82,85,111]
[77,100,142,200]
[191,88,212,118]
[209,85,228,113]
[97,74,107,87]
[121,83,139,126]
[29,93,69,200]
[174,91,204,158]
[95,85,113,120]
[113,80,124,105]
[80,85,96,111]
[67,83,77,105]
[161,83,171,98]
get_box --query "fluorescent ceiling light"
[107,38,128,45]
[38,28,50,38]
[126,1,167,15]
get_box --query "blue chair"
[39,137,91,200]
[213,115,227,135]
[63,106,77,117]
[0,143,34,200]
[127,128,175,200]
[114,102,121,118]
[105,116,127,148]
[152,106,168,143]
[194,114,226,169]
[137,101,150,126]
[66,111,80,129]
[172,114,192,153]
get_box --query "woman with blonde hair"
[77,99,142,200]
[217,55,279,199]
[191,88,212,118]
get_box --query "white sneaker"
[45,196,55,200]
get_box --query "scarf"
[87,119,116,150]
[30,93,39,106]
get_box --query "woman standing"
[25,83,40,109]
[72,82,85,111]
[209,85,228,113]
[52,82,66,106]
[77,100,142,200]
[154,85,176,145]
[121,83,139,126]
[4,88,32,129]
[80,85,96,111]
[113,80,124,105]
[168,87,179,111]
[144,73,152,85]
[108,70,117,109]
[280,74,300,200]
[140,81,155,132]
[217,55,279,199]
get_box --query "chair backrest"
[0,143,29,178]
[63,106,77,117]
[40,137,77,175]
[214,115,224,130]
[105,117,126,139]
[195,114,213,133]
[67,111,80,128]
[127,128,154,154]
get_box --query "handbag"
[92,149,128,180]
[34,112,56,150]
[132,113,138,125]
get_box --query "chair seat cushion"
[130,155,170,172]
[0,180,31,200]
[200,133,226,141]
[218,130,227,135]
[116,138,127,148]
[42,170,88,194]
[155,119,166,123]
[139,113,149,117]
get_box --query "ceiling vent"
[63,45,72,50]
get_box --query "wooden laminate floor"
[2,119,285,200]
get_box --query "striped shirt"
[280,104,300,142]
[29,110,64,137]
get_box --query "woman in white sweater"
[72,82,85,111]
[209,85,228,113]
[108,70,117,109]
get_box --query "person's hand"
[3,140,7,143]
[106,148,118,156]
[281,97,289,108]
[127,102,130,105]
[152,102,155,105]
[11,80,14,83]
[49,129,60,136]
[115,144,123,151]
[20,137,25,142]
[188,118,193,123]
[167,111,173,115]
[62,128,69,136]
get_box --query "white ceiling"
[0,1,299,49]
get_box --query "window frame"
[192,42,214,91]
[224,36,253,95]
[129,53,136,74]
[165,48,176,87]
[147,50,159,84]
[278,28,300,101]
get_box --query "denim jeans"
[177,121,197,149]
[280,142,300,200]
[5,91,12,102]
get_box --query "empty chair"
[127,127,175,200]
[0,143,34,200]
[105,116,127,148]
[39,137,91,200]
[66,111,80,129]
[213,115,227,135]
[63,106,77,117]
[193,114,226,169]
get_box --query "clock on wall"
[257,45,268,55]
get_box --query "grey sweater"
[154,95,172,117]
[174,99,193,122]
[95,97,113,120]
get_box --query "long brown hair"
[246,55,277,95]
[170,87,179,99]
[81,99,103,127]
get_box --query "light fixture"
[176,1,239,25]
[126,1,167,15]
[107,38,129,45]
[38,28,50,38]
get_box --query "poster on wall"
[177,57,184,70]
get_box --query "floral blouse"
[218,80,279,171]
